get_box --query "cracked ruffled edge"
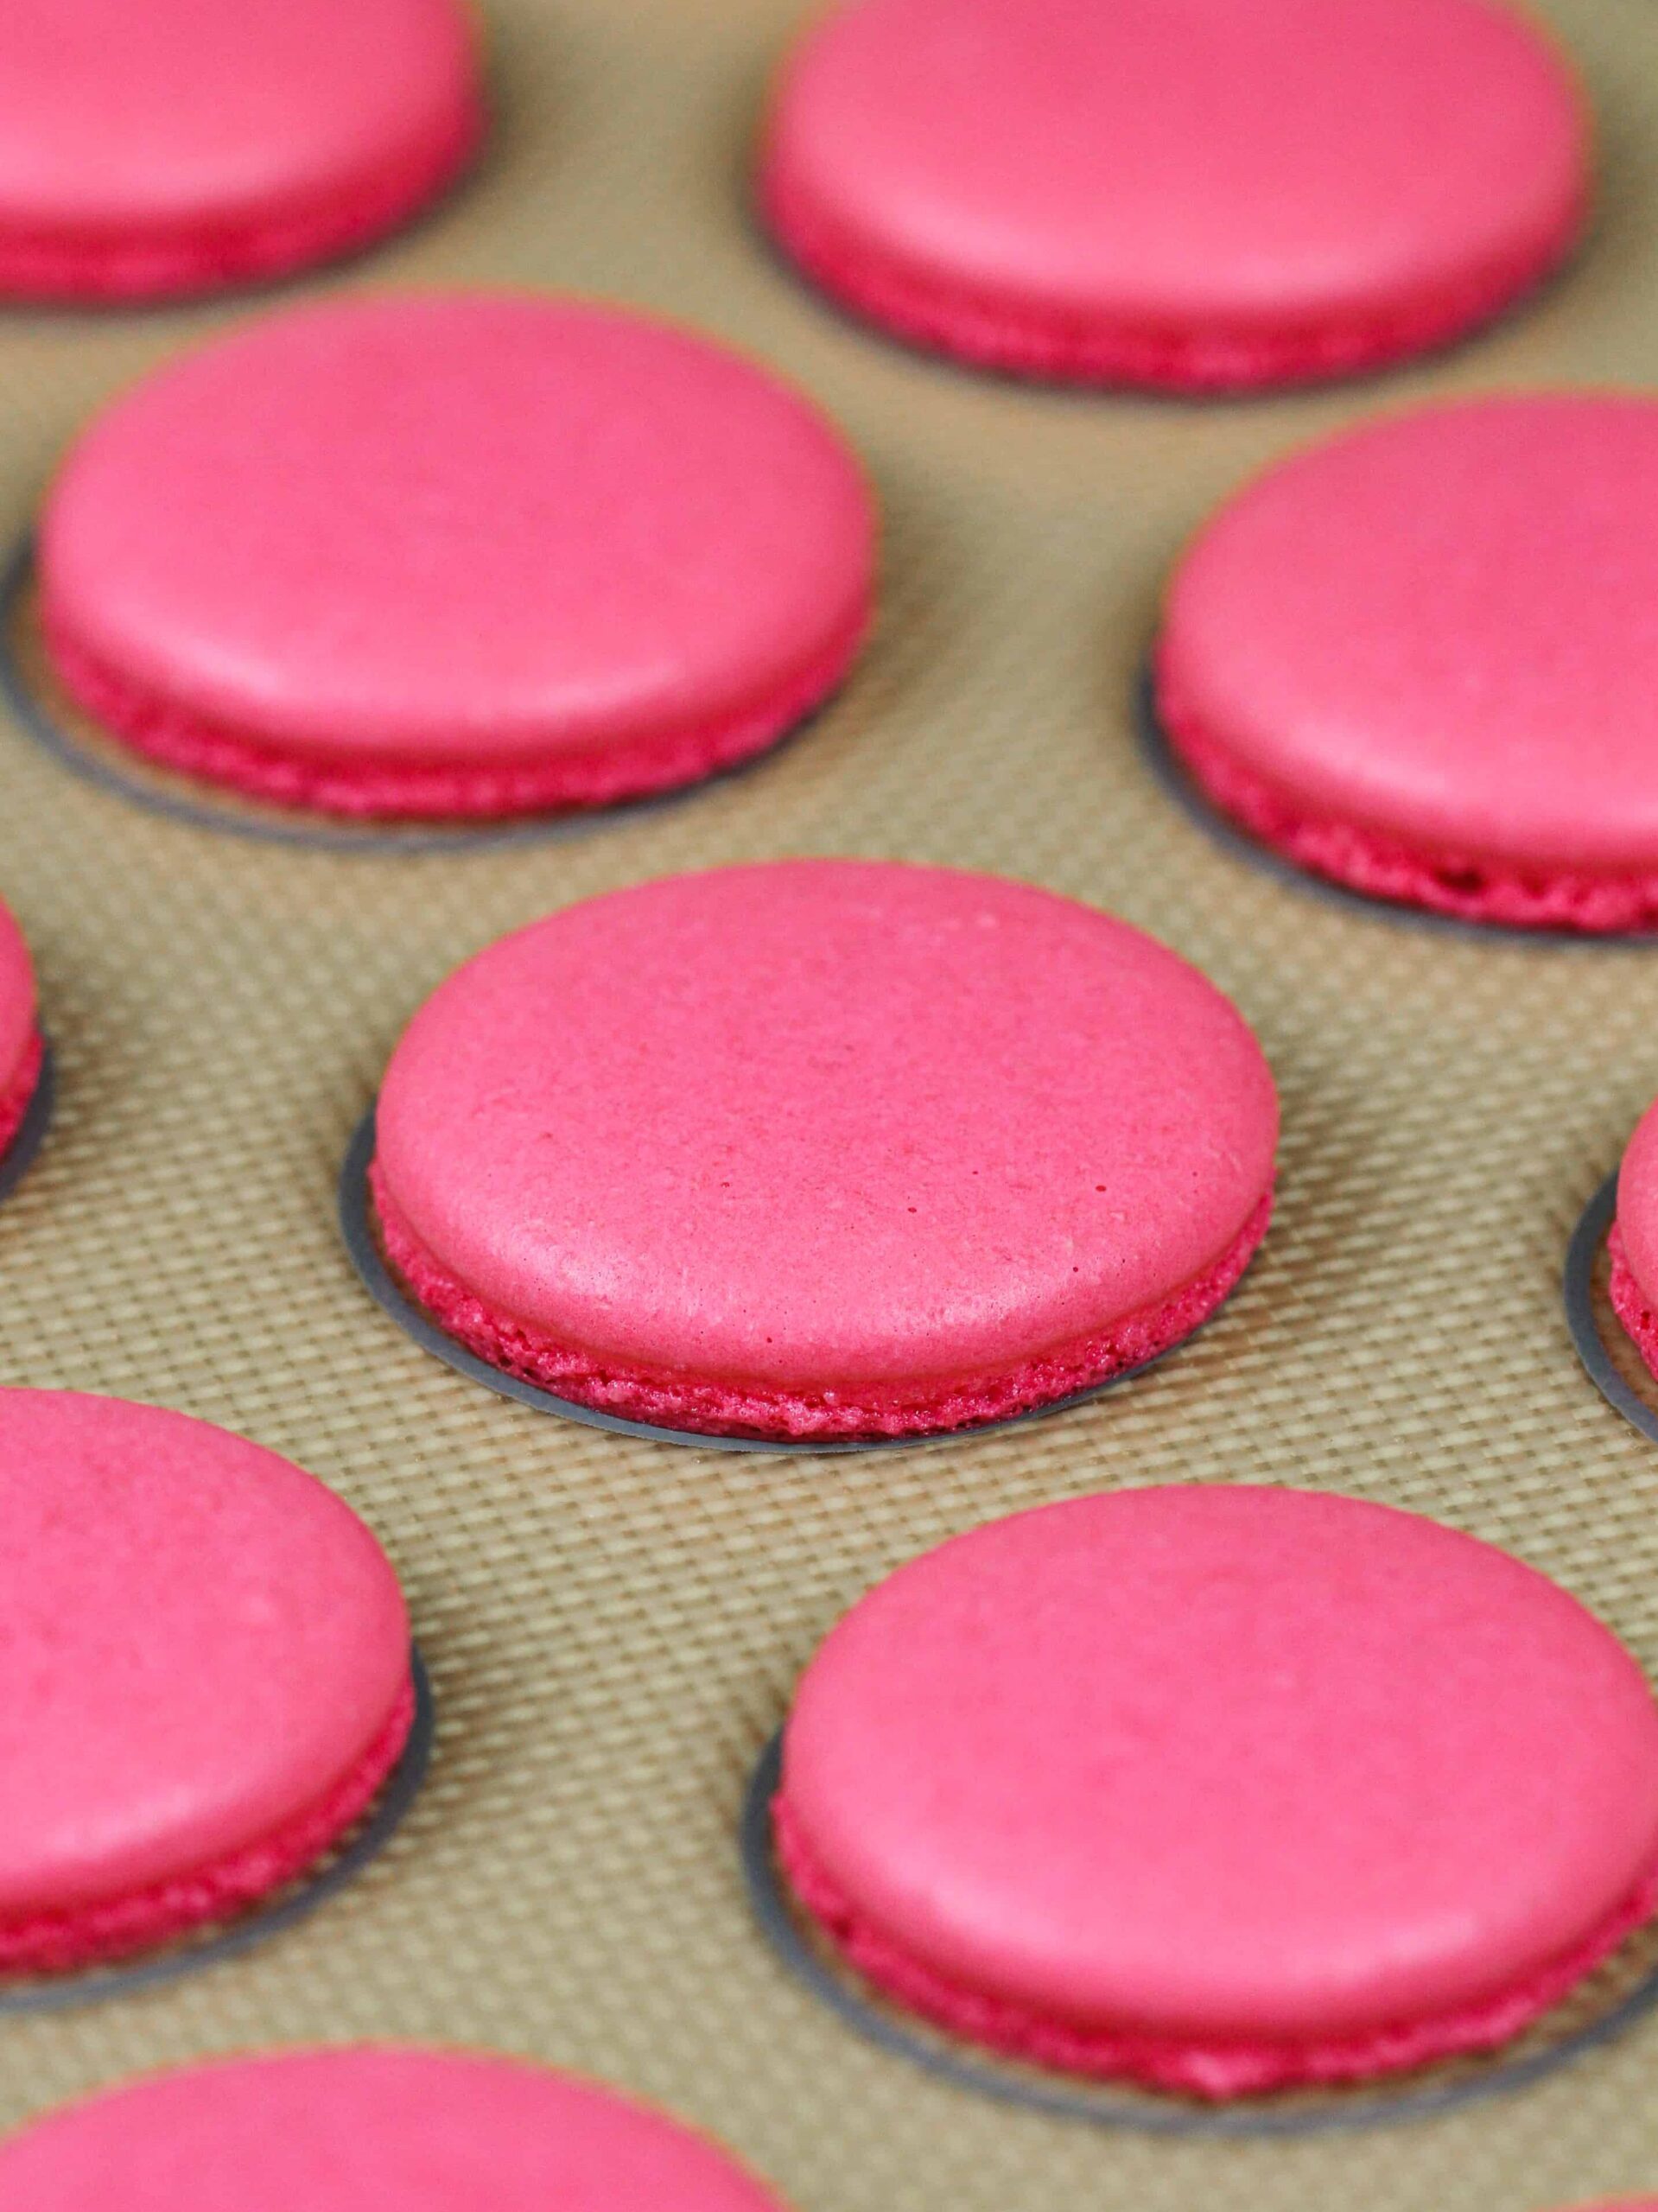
[759,158,1582,394]
[367,1155,1272,1441]
[0,98,482,302]
[1153,664,1658,934]
[0,1672,416,1978]
[0,1029,44,1165]
[38,591,869,823]
[772,1785,1658,2101]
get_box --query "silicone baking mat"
[3,0,1658,2203]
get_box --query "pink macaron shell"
[1616,1099,1658,1308]
[38,294,875,818]
[0,0,480,302]
[0,1390,411,1949]
[0,1034,46,1167]
[1610,1096,1658,1382]
[760,0,1587,390]
[1610,1236,1658,1389]
[371,861,1277,1432]
[777,1487,1658,2094]
[1157,397,1658,925]
[0,2048,793,2211]
[0,893,39,1105]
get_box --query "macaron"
[0,895,42,1171]
[1155,397,1658,931]
[759,0,1588,391]
[0,1389,415,1976]
[367,861,1277,1443]
[772,1485,1658,2097]
[37,293,875,821]
[0,2047,794,2210]
[0,0,482,302]
[1608,1097,1658,1382]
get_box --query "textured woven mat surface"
[2,0,1658,2202]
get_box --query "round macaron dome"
[36,292,875,821]
[1156,396,1658,931]
[0,0,482,302]
[772,1485,1658,2097]
[1609,1096,1658,1381]
[0,2047,795,2210]
[759,0,1588,391]
[0,894,42,1169]
[0,1389,415,1976]
[366,861,1278,1443]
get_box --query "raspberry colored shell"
[775,1485,1658,2096]
[0,895,41,1164]
[38,294,875,820]
[0,0,481,301]
[369,861,1277,1441]
[0,1390,413,1974]
[1610,1097,1658,1381]
[1157,397,1658,931]
[760,0,1587,391]
[0,2048,792,2210]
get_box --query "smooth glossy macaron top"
[762,0,1587,385]
[0,0,481,299]
[778,1486,1658,2083]
[0,1389,410,1931]
[372,861,1277,1395]
[0,894,37,1096]
[38,292,874,792]
[0,2048,792,2211]
[1159,397,1658,881]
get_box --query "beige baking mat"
[3,0,1658,2202]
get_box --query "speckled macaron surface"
[761,0,1588,389]
[0,0,481,301]
[0,1390,413,1974]
[774,1485,1658,2096]
[0,2047,793,2209]
[0,893,41,1161]
[368,861,1278,1440]
[38,293,875,819]
[1156,397,1658,931]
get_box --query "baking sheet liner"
[3,2,1658,2207]
[0,1649,435,2018]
